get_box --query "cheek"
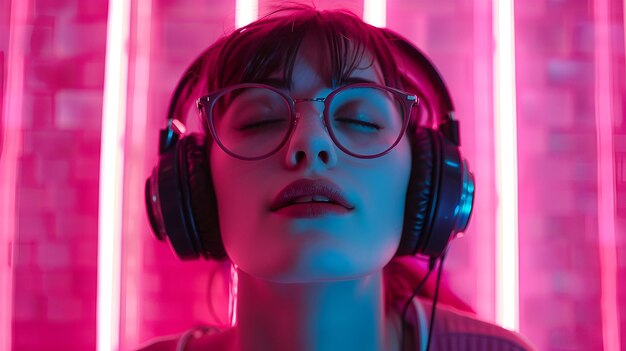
[209,147,291,274]
[364,136,410,197]
[209,148,258,263]
[342,138,412,267]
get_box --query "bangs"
[207,6,401,91]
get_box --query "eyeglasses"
[196,82,418,160]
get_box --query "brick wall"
[516,0,625,349]
[11,0,107,350]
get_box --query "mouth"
[269,178,354,216]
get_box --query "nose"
[283,102,338,170]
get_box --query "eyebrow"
[339,76,379,86]
[254,76,379,90]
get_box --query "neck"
[233,269,400,351]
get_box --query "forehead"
[267,33,385,92]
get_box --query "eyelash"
[335,118,382,131]
[236,119,286,131]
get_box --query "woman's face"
[210,37,412,283]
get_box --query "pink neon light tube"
[1,0,29,349]
[364,0,386,27]
[236,0,258,28]
[98,0,130,350]
[593,0,621,349]
[493,0,519,331]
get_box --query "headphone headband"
[381,28,455,114]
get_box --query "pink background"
[2,0,625,350]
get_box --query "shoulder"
[409,297,536,351]
[134,325,236,351]
[134,334,179,351]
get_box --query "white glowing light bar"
[230,264,239,326]
[493,0,519,331]
[594,0,621,349]
[364,0,386,27]
[236,0,258,29]
[98,0,130,350]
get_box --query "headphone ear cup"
[398,127,437,257]
[145,133,227,260]
[399,127,475,258]
[146,137,199,259]
[178,133,227,260]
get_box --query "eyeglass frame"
[196,82,419,161]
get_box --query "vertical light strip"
[593,0,621,349]
[98,0,130,350]
[363,0,386,27]
[119,0,152,348]
[622,0,626,128]
[236,0,258,29]
[473,0,496,321]
[493,0,519,331]
[0,0,28,350]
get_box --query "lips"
[269,179,354,212]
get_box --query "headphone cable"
[425,249,447,351]
[400,257,436,351]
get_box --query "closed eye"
[334,118,382,131]
[235,119,287,131]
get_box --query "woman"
[142,5,535,351]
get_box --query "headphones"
[145,29,475,261]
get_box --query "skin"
[209,34,412,351]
